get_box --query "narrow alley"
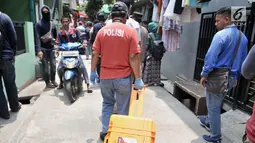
[0,56,208,143]
[0,55,248,143]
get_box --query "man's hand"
[233,80,238,87]
[200,76,207,88]
[37,51,43,59]
[90,70,98,85]
[134,78,144,90]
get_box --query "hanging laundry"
[153,0,158,6]
[152,4,160,22]
[159,6,165,27]
[198,0,211,3]
[157,0,163,26]
[164,0,201,23]
[162,0,170,9]
[162,29,180,52]
[162,17,182,52]
[163,17,182,33]
[184,0,209,8]
[175,0,202,15]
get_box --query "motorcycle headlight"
[63,58,76,69]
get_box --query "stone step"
[18,79,45,100]
[221,109,250,143]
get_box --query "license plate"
[61,51,79,57]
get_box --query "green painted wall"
[15,22,36,88]
[44,0,54,8]
[0,0,31,21]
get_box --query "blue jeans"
[100,75,132,133]
[0,60,19,116]
[205,75,235,140]
[42,49,56,84]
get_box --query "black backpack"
[90,22,105,44]
[0,12,4,63]
[148,33,166,61]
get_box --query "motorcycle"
[58,42,84,103]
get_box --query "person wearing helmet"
[90,2,144,141]
[76,21,87,56]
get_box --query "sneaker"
[203,135,221,143]
[51,81,59,87]
[47,83,55,88]
[12,102,22,112]
[100,132,107,141]
[57,83,64,89]
[0,113,10,120]
[199,117,210,131]
[87,89,93,93]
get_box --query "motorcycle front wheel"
[65,81,76,103]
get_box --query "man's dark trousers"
[0,60,19,116]
[41,50,56,84]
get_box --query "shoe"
[100,132,107,141]
[199,117,210,131]
[58,83,64,89]
[203,135,221,143]
[87,89,93,93]
[46,83,55,88]
[0,113,10,120]
[51,81,59,87]
[12,102,22,112]
[158,82,164,87]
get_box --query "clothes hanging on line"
[152,4,160,22]
[161,17,182,52]
[162,29,180,52]
[198,0,211,3]
[162,0,170,9]
[175,0,201,14]
[183,0,209,8]
[164,0,201,24]
[159,6,165,27]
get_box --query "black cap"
[97,12,106,21]
[111,2,128,18]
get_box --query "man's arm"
[242,45,255,79]
[201,33,223,77]
[129,30,141,79]
[91,50,100,71]
[35,23,42,53]
[91,31,101,71]
[4,14,17,55]
[129,53,141,78]
[52,24,57,39]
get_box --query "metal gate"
[193,5,255,114]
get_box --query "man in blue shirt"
[0,12,21,119]
[199,7,248,143]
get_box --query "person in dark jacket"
[90,12,106,83]
[35,5,58,88]
[241,44,255,143]
[0,11,21,120]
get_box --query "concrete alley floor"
[1,56,212,143]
